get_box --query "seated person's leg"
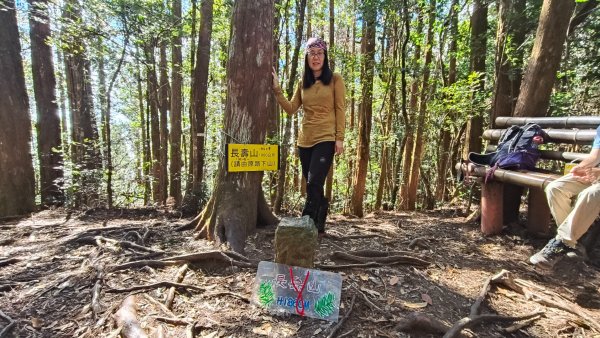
[545,174,587,226]
[557,182,600,247]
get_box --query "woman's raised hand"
[272,67,279,89]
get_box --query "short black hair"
[302,51,333,89]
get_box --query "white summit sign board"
[253,261,343,322]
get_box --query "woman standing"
[272,37,346,234]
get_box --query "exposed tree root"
[154,316,193,326]
[142,294,175,318]
[443,312,544,338]
[108,250,257,271]
[106,281,206,294]
[114,295,148,338]
[0,257,21,268]
[204,291,250,303]
[408,237,429,250]
[316,262,388,270]
[0,309,15,338]
[394,312,449,335]
[91,265,105,319]
[327,294,356,338]
[77,236,164,254]
[491,269,600,332]
[165,264,189,310]
[176,213,201,232]
[326,233,390,241]
[470,277,491,317]
[331,251,431,266]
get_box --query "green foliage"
[314,292,336,318]
[258,282,275,307]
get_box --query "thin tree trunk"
[273,0,307,214]
[407,0,436,211]
[350,3,376,217]
[324,0,335,201]
[190,0,214,199]
[0,0,36,217]
[463,0,488,158]
[435,0,459,202]
[145,44,162,204]
[158,41,170,204]
[170,0,183,206]
[28,0,64,207]
[136,53,150,205]
[397,8,422,211]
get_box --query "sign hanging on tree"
[226,144,279,172]
[253,261,343,322]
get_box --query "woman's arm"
[272,67,302,115]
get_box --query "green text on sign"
[226,144,279,172]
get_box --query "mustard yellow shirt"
[274,73,346,148]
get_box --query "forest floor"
[1,206,600,338]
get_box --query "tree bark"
[63,0,101,207]
[195,0,276,253]
[491,0,526,125]
[28,0,64,207]
[190,0,214,198]
[145,44,162,204]
[407,0,436,211]
[463,0,488,157]
[513,0,576,117]
[397,7,422,211]
[435,0,459,202]
[350,3,376,217]
[273,0,307,214]
[170,0,183,206]
[0,0,36,217]
[158,41,170,204]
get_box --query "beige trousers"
[545,174,600,247]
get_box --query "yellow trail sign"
[226,144,279,172]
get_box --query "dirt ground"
[1,207,600,338]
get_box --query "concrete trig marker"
[253,261,343,322]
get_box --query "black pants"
[298,141,335,212]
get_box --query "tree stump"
[275,216,318,268]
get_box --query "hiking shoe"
[529,238,575,269]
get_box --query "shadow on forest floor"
[1,207,599,337]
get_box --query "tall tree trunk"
[136,54,150,205]
[407,0,436,211]
[491,0,526,125]
[63,0,100,207]
[397,8,423,211]
[350,3,376,217]
[463,0,488,157]
[0,0,36,217]
[273,0,307,214]
[189,0,214,203]
[170,0,183,206]
[28,0,64,207]
[194,0,277,253]
[324,0,335,201]
[513,0,575,117]
[391,0,410,208]
[158,41,170,204]
[375,19,399,210]
[187,0,198,193]
[145,44,162,204]
[435,0,459,202]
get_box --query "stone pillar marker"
[274,216,318,268]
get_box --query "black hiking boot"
[316,198,329,234]
[529,238,576,269]
[302,196,319,227]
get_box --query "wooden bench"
[460,116,600,236]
